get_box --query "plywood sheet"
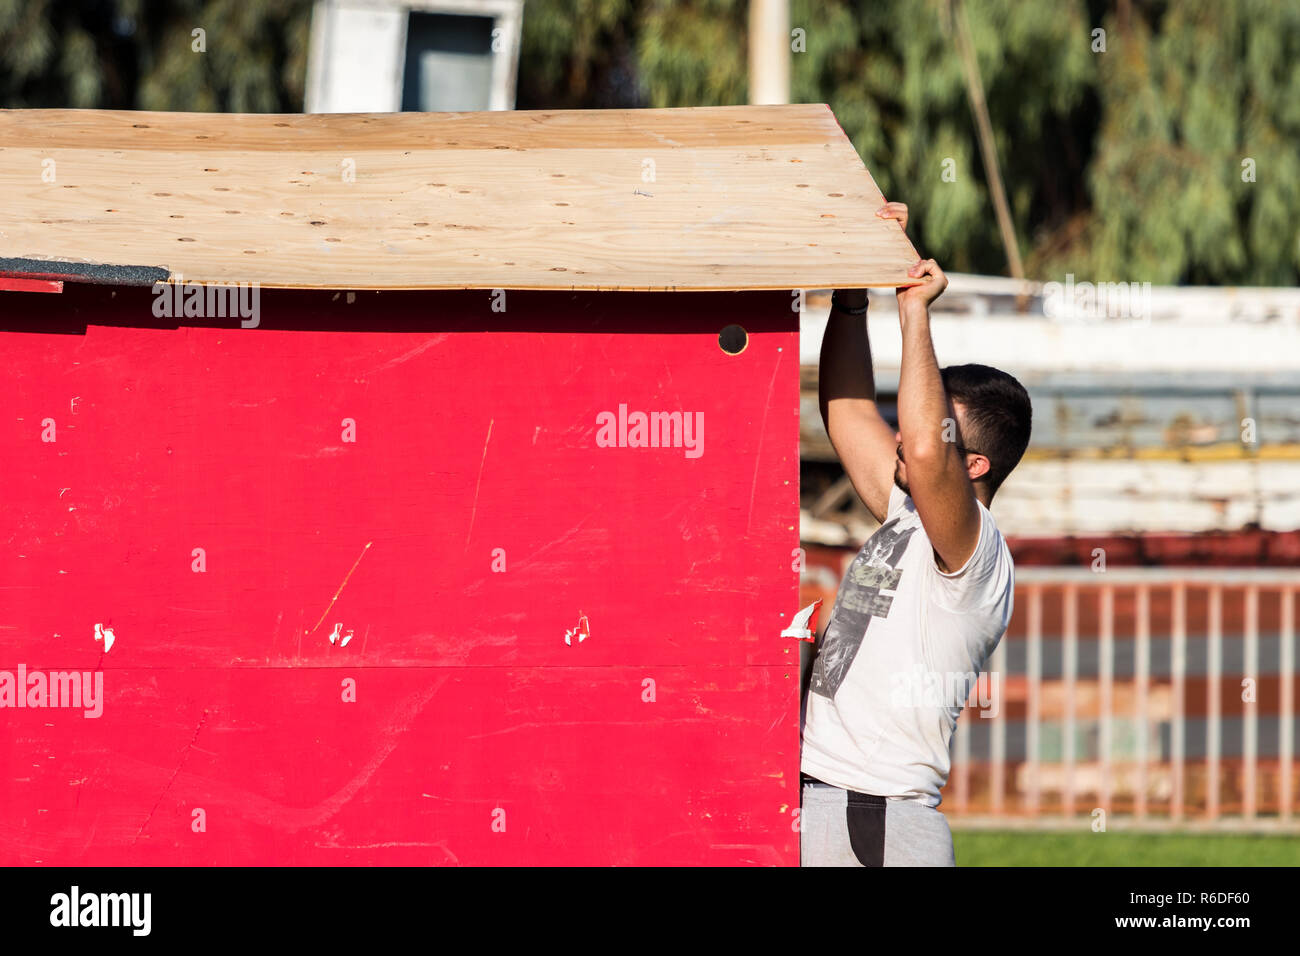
[0,104,918,291]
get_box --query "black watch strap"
[831,291,868,315]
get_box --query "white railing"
[947,568,1299,824]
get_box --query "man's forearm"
[819,289,876,425]
[896,301,949,455]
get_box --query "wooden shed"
[0,103,916,865]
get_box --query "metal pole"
[1100,586,1114,814]
[1064,584,1077,817]
[1208,585,1222,821]
[748,0,790,105]
[1172,583,1186,821]
[1026,586,1042,815]
[990,639,1006,813]
[1244,586,1258,819]
[1135,585,1150,820]
[1282,588,1295,821]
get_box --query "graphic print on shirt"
[811,516,917,700]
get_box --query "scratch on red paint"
[463,419,494,551]
[767,687,798,735]
[746,348,784,534]
[464,718,710,741]
[269,608,284,662]
[242,680,447,830]
[308,541,373,636]
[312,840,460,864]
[79,813,102,858]
[108,678,450,839]
[372,334,450,373]
[134,709,210,843]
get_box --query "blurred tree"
[1078,0,1300,285]
[786,0,1098,276]
[0,0,310,112]
[515,0,744,110]
[516,0,645,108]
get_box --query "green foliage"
[787,0,1097,276]
[1079,0,1300,285]
[517,0,638,108]
[0,0,310,112]
[637,0,747,107]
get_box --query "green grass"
[953,830,1300,866]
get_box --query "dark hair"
[940,364,1032,495]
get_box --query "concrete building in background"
[800,276,1300,546]
[306,0,524,112]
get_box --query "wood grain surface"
[0,104,919,291]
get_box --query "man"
[800,201,1032,867]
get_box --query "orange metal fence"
[946,569,1298,822]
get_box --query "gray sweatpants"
[800,781,955,867]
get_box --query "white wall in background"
[306,0,524,113]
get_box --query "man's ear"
[968,454,991,483]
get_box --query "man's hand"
[896,258,948,313]
[876,201,909,233]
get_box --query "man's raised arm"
[818,204,912,524]
[894,259,983,573]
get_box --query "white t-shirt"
[801,484,1014,806]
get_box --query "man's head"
[892,364,1032,503]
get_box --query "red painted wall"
[1,286,800,865]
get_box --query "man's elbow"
[901,434,947,467]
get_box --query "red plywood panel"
[0,286,800,865]
[2,667,794,866]
[0,278,62,294]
